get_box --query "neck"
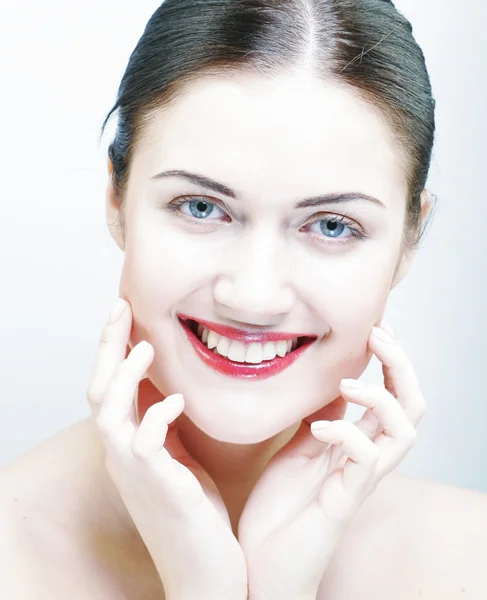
[176,412,301,534]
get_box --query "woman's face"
[108,72,412,444]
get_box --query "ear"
[106,156,125,251]
[391,189,432,290]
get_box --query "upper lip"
[178,313,318,343]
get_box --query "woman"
[2,1,486,598]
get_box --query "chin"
[184,409,292,444]
[172,378,319,444]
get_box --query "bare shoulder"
[0,421,104,599]
[0,460,70,599]
[384,473,487,596]
[0,420,165,599]
[320,471,487,600]
[0,492,34,599]
[408,473,487,593]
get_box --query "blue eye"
[170,198,228,220]
[165,198,365,244]
[187,200,216,219]
[303,215,365,244]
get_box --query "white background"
[0,1,485,492]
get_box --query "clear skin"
[99,72,431,595]
[87,304,425,599]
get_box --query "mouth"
[178,314,317,380]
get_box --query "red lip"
[178,316,316,380]
[178,313,314,343]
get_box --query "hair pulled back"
[101,0,436,251]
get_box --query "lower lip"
[179,318,314,380]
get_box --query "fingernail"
[371,326,394,344]
[164,393,184,404]
[380,321,395,337]
[311,420,332,430]
[109,298,125,323]
[341,378,365,389]
[131,341,151,357]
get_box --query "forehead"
[134,73,407,206]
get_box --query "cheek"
[121,222,217,295]
[297,246,395,330]
[327,271,390,330]
[118,224,223,340]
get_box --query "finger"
[369,327,427,426]
[379,321,395,337]
[353,407,381,439]
[86,298,132,417]
[125,345,149,380]
[311,420,379,498]
[339,380,418,480]
[96,341,154,445]
[339,381,416,441]
[131,394,185,459]
[270,420,326,464]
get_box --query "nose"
[213,226,296,326]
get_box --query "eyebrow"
[150,169,386,209]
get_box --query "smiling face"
[107,72,414,444]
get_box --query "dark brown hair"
[100,0,436,251]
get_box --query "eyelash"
[164,196,367,246]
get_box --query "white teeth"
[245,343,264,364]
[216,337,230,356]
[262,342,277,361]
[228,341,246,362]
[207,330,220,349]
[276,340,288,357]
[193,324,299,364]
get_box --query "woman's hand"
[238,324,426,600]
[86,299,248,600]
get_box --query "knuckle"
[86,387,102,409]
[99,324,114,347]
[131,441,150,461]
[409,395,427,425]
